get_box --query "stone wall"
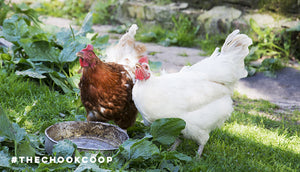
[114,0,299,35]
[173,0,300,14]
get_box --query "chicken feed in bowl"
[45,121,128,154]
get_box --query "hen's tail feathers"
[104,24,146,74]
[119,24,138,47]
[189,30,252,85]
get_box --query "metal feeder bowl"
[45,121,128,154]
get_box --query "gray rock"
[242,13,276,28]
[197,6,242,34]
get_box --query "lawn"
[0,69,299,171]
[0,1,299,171]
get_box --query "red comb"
[139,56,148,64]
[82,44,93,51]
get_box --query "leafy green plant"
[112,118,191,171]
[0,0,9,25]
[91,0,118,24]
[154,0,172,5]
[136,15,199,47]
[246,19,289,77]
[0,11,109,93]
[197,33,227,56]
[1,74,299,171]
[0,105,36,158]
[34,0,89,24]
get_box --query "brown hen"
[77,44,137,129]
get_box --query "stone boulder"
[116,1,189,26]
[197,6,242,34]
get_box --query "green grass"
[0,69,299,171]
[0,70,85,133]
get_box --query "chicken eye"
[144,65,149,70]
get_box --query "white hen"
[132,30,252,156]
[104,24,146,82]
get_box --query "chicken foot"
[168,138,205,157]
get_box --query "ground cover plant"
[0,2,299,171]
[0,70,299,171]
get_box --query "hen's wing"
[133,72,232,120]
[80,62,137,129]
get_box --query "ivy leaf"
[150,118,186,145]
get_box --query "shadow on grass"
[177,127,299,171]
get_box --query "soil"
[42,17,300,111]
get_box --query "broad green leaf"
[16,69,47,79]
[0,106,15,140]
[150,118,186,145]
[19,39,60,62]
[17,140,36,157]
[58,36,90,63]
[49,73,73,93]
[12,58,35,68]
[15,63,55,79]
[74,154,110,172]
[130,139,159,160]
[67,74,81,89]
[92,35,109,49]
[74,162,109,172]
[55,27,73,46]
[12,3,41,26]
[120,137,159,161]
[12,123,27,144]
[2,15,28,44]
[52,140,76,158]
[76,12,93,37]
[36,162,76,172]
[0,147,11,168]
[160,160,179,172]
[163,151,192,162]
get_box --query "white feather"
[104,24,145,82]
[133,30,252,147]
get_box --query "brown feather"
[79,58,137,129]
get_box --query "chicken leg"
[168,138,182,151]
[197,145,204,157]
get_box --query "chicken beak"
[76,51,84,58]
[135,63,141,69]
